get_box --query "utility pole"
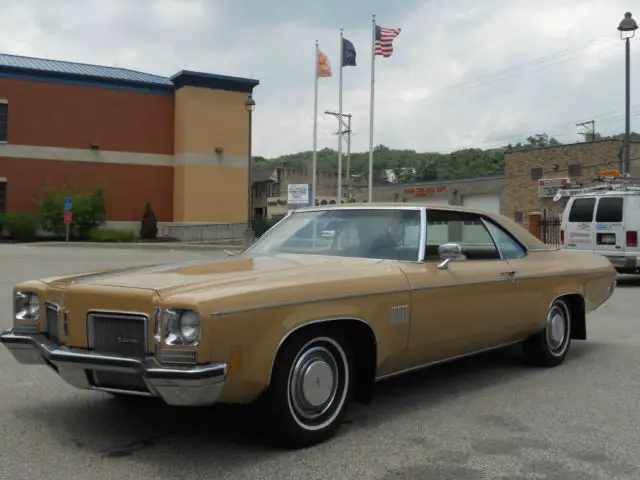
[325,111,352,198]
[576,120,596,141]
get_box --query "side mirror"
[436,243,464,270]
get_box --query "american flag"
[374,25,401,58]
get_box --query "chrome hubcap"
[289,346,339,420]
[547,304,567,353]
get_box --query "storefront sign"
[403,185,447,197]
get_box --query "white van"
[560,174,640,273]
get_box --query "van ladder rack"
[552,174,640,201]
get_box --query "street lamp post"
[244,93,256,246]
[618,12,638,175]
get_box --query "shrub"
[4,212,40,242]
[89,228,135,242]
[39,186,107,239]
[139,203,158,239]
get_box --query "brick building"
[503,139,640,234]
[0,52,259,231]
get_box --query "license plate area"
[597,233,616,245]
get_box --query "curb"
[24,242,245,252]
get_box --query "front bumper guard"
[0,329,227,407]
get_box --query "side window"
[568,198,596,222]
[0,101,7,142]
[483,219,527,259]
[425,209,500,261]
[0,181,5,213]
[595,197,623,223]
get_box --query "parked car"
[1,203,616,448]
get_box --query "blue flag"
[342,38,356,67]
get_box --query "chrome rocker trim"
[0,329,226,407]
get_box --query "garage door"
[461,193,500,214]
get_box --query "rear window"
[568,198,596,222]
[595,197,623,222]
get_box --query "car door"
[563,196,597,253]
[399,209,518,368]
[481,216,547,339]
[592,196,625,257]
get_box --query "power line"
[432,108,640,154]
[429,43,618,96]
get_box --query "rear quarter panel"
[509,250,616,334]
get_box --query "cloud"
[0,0,638,158]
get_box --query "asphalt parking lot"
[1,244,639,480]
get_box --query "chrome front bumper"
[0,329,227,407]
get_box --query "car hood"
[39,254,395,298]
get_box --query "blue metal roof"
[0,52,173,90]
[0,52,259,95]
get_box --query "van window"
[568,198,596,222]
[595,197,623,223]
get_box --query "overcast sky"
[0,0,638,158]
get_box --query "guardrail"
[160,223,249,243]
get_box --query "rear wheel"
[523,298,572,367]
[258,327,354,448]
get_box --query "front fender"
[210,290,411,404]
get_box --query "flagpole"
[337,27,344,203]
[367,14,376,203]
[312,40,319,206]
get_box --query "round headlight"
[27,294,40,318]
[15,292,40,320]
[179,311,200,343]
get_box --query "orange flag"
[317,49,332,78]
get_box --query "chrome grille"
[45,303,61,344]
[87,312,148,358]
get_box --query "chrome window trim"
[418,207,426,262]
[480,215,529,259]
[479,217,505,261]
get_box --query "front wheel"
[522,298,572,367]
[258,328,354,448]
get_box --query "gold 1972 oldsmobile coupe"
[1,204,617,448]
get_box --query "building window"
[514,211,523,224]
[568,163,582,177]
[0,102,7,142]
[531,167,543,180]
[0,181,6,213]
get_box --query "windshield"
[244,208,422,261]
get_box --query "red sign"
[403,185,447,197]
[64,212,72,224]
